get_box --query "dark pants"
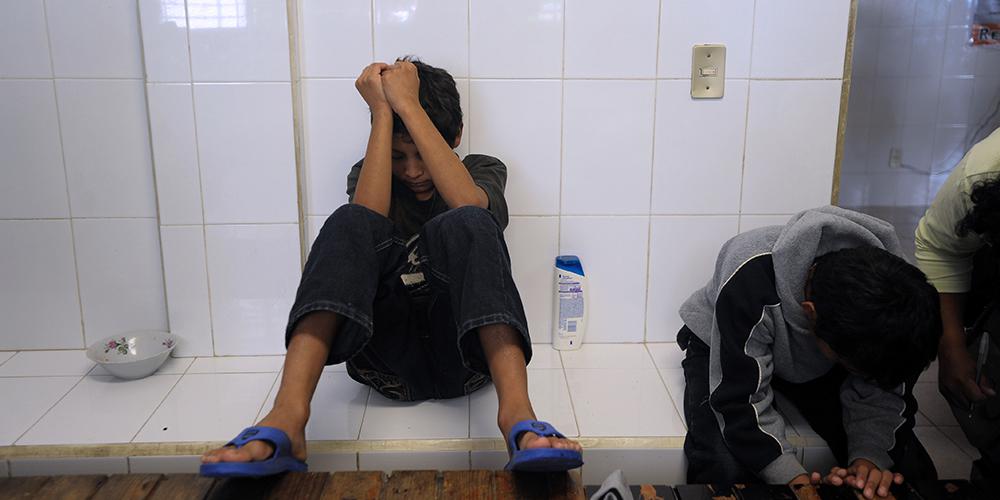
[679,325,936,484]
[285,204,531,402]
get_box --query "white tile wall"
[0,1,52,78]
[74,218,168,344]
[45,0,144,79]
[564,0,660,78]
[0,221,82,350]
[205,224,301,355]
[645,216,739,341]
[138,0,192,83]
[298,0,372,78]
[300,78,370,216]
[194,83,298,224]
[651,80,748,215]
[187,0,291,82]
[3,0,851,354]
[373,0,469,77]
[559,217,649,343]
[505,217,560,343]
[658,0,755,79]
[469,0,563,79]
[470,80,562,216]
[742,80,842,214]
[159,225,213,356]
[0,80,68,219]
[146,83,204,226]
[57,79,157,219]
[561,80,655,216]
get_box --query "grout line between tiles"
[11,372,88,446]
[39,0,89,350]
[128,373,186,443]
[134,0,172,340]
[253,369,283,422]
[356,386,373,441]
[557,359,584,440]
[644,344,686,431]
[642,0,665,343]
[737,0,760,225]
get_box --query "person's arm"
[708,254,807,485]
[834,376,910,499]
[380,61,488,210]
[914,158,995,404]
[352,63,394,217]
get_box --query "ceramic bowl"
[86,331,177,379]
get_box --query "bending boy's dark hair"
[391,56,463,145]
[956,175,1000,245]
[810,246,941,389]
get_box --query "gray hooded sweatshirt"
[679,206,910,484]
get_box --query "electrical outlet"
[691,44,725,99]
[889,147,902,168]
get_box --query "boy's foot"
[500,414,583,453]
[201,406,309,464]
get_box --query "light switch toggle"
[691,44,726,99]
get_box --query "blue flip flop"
[504,420,583,472]
[199,426,307,478]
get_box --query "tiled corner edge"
[9,456,128,476]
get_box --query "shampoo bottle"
[553,255,587,351]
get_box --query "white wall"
[0,0,166,350]
[295,0,850,343]
[0,0,851,353]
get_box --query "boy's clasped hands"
[355,60,421,117]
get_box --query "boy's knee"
[433,205,495,230]
[324,203,386,229]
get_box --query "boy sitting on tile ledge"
[200,57,581,477]
[678,206,940,498]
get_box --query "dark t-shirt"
[346,154,509,238]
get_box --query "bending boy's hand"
[381,60,421,114]
[355,62,391,114]
[823,459,903,499]
[788,472,822,487]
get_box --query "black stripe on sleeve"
[709,253,784,472]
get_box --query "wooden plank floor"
[0,470,585,500]
[0,473,986,500]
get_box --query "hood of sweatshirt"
[772,205,903,334]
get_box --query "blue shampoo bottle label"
[553,255,587,351]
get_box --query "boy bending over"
[680,206,940,498]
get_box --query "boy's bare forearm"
[352,110,394,216]
[396,103,488,209]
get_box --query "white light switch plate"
[691,44,725,99]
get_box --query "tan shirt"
[915,128,1000,293]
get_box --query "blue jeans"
[285,204,531,401]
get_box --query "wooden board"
[265,472,329,499]
[442,470,493,500]
[0,476,51,499]
[319,471,384,500]
[144,474,216,500]
[91,474,163,500]
[382,470,439,500]
[33,475,107,500]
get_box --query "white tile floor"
[0,343,982,481]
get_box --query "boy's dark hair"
[809,246,941,389]
[956,175,1000,245]
[391,56,463,144]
